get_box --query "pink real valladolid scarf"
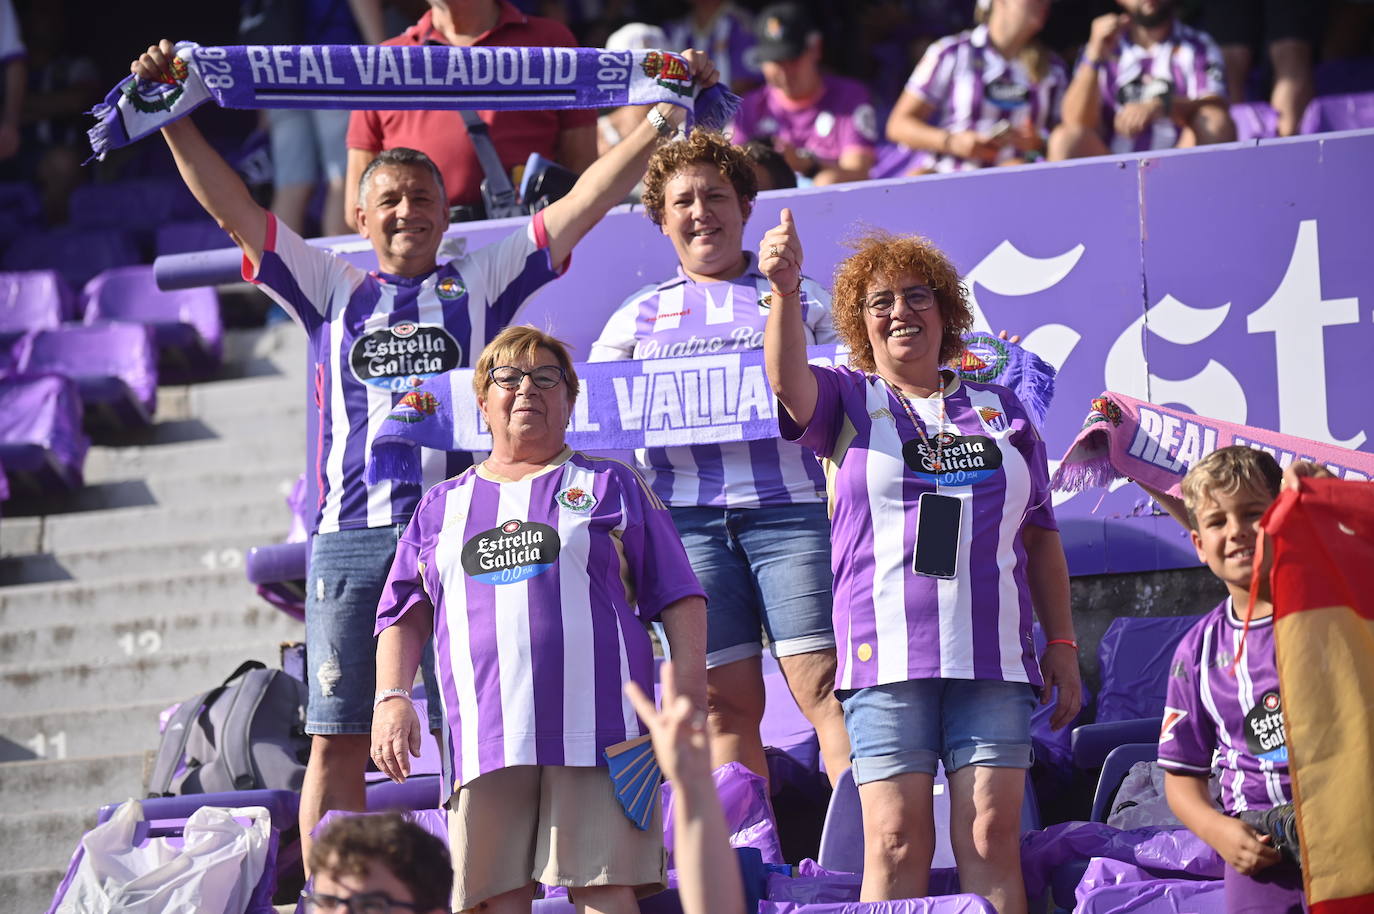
[1050,391,1374,497]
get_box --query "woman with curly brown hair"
[590,129,850,788]
[761,210,1081,912]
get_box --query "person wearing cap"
[663,0,762,95]
[598,23,669,157]
[729,2,877,185]
[886,0,1067,173]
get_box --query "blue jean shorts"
[839,678,1037,785]
[668,502,835,669]
[305,525,441,735]
[266,107,349,187]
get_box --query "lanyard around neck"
[882,374,949,472]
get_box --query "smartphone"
[988,119,1013,142]
[913,492,962,578]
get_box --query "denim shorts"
[669,503,835,669]
[305,525,441,735]
[839,678,1037,785]
[266,108,349,187]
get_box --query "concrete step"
[0,808,96,874]
[0,754,147,815]
[0,700,184,763]
[220,322,307,381]
[2,463,300,518]
[0,568,263,627]
[0,526,295,585]
[0,644,286,713]
[82,434,305,485]
[2,495,293,555]
[184,374,310,420]
[0,868,68,914]
[0,604,302,665]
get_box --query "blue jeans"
[305,525,441,734]
[668,503,835,668]
[839,678,1036,784]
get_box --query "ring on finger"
[769,245,779,257]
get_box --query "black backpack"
[239,0,306,46]
[148,660,311,796]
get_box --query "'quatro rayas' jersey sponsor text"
[591,259,837,508]
[248,213,559,534]
[375,450,704,801]
[784,365,1057,690]
[1158,600,1292,814]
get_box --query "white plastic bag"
[56,800,271,914]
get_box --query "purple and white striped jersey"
[1088,22,1227,154]
[590,259,834,508]
[663,3,760,92]
[783,365,1056,690]
[248,213,559,535]
[1158,600,1291,814]
[905,25,1068,173]
[375,450,704,799]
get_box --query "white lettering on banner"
[376,48,401,86]
[247,46,273,83]
[1231,436,1370,482]
[573,381,600,432]
[271,46,296,84]
[321,51,343,84]
[1128,407,1220,472]
[1246,220,1365,449]
[350,46,375,83]
[297,47,323,85]
[614,354,782,447]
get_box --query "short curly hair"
[640,129,758,227]
[831,229,974,372]
[309,812,451,912]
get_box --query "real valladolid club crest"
[387,390,439,423]
[555,485,597,513]
[957,335,1009,384]
[977,406,1008,433]
[123,55,190,114]
[639,51,693,98]
[1083,396,1124,429]
[435,277,466,300]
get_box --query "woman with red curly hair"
[761,210,1081,912]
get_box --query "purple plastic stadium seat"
[1,227,142,291]
[1094,615,1201,723]
[1230,102,1279,141]
[155,218,233,257]
[1090,743,1160,823]
[11,322,159,427]
[0,270,77,346]
[70,178,203,232]
[0,374,89,493]
[246,541,308,622]
[82,265,223,380]
[0,182,41,248]
[1299,91,1374,134]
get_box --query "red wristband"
[1046,639,1079,651]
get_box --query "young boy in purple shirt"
[1154,446,1323,914]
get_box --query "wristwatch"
[647,106,677,139]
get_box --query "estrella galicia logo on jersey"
[350,323,461,392]
[435,277,466,300]
[555,486,597,513]
[902,433,1002,486]
[985,77,1030,111]
[461,519,561,585]
[1244,689,1287,763]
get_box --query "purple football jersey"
[376,450,705,800]
[663,3,760,91]
[1089,21,1227,153]
[905,25,1068,173]
[783,365,1056,690]
[590,259,834,508]
[1158,600,1292,814]
[248,212,559,534]
[731,74,879,165]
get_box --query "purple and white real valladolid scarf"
[88,42,738,159]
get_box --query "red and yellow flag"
[1264,478,1374,913]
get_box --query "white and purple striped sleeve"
[906,34,959,106]
[375,487,439,633]
[780,364,848,458]
[589,287,653,361]
[245,213,361,331]
[614,462,705,620]
[1193,30,1228,100]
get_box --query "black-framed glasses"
[488,365,566,390]
[866,287,937,316]
[300,889,421,914]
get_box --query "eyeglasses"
[488,365,566,390]
[865,287,937,316]
[300,890,420,914]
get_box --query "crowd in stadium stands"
[3,1,1374,912]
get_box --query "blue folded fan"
[603,734,661,830]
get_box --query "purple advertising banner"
[158,130,1374,574]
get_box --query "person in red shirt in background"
[344,0,598,227]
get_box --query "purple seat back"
[759,897,998,913]
[0,270,76,342]
[70,178,203,231]
[156,219,235,257]
[12,322,159,421]
[81,264,223,364]
[1,227,142,291]
[0,182,41,247]
[0,373,89,490]
[1299,91,1374,134]
[760,653,821,773]
[1230,102,1279,141]
[1095,615,1202,723]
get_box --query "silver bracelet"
[647,106,676,139]
[373,687,410,708]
